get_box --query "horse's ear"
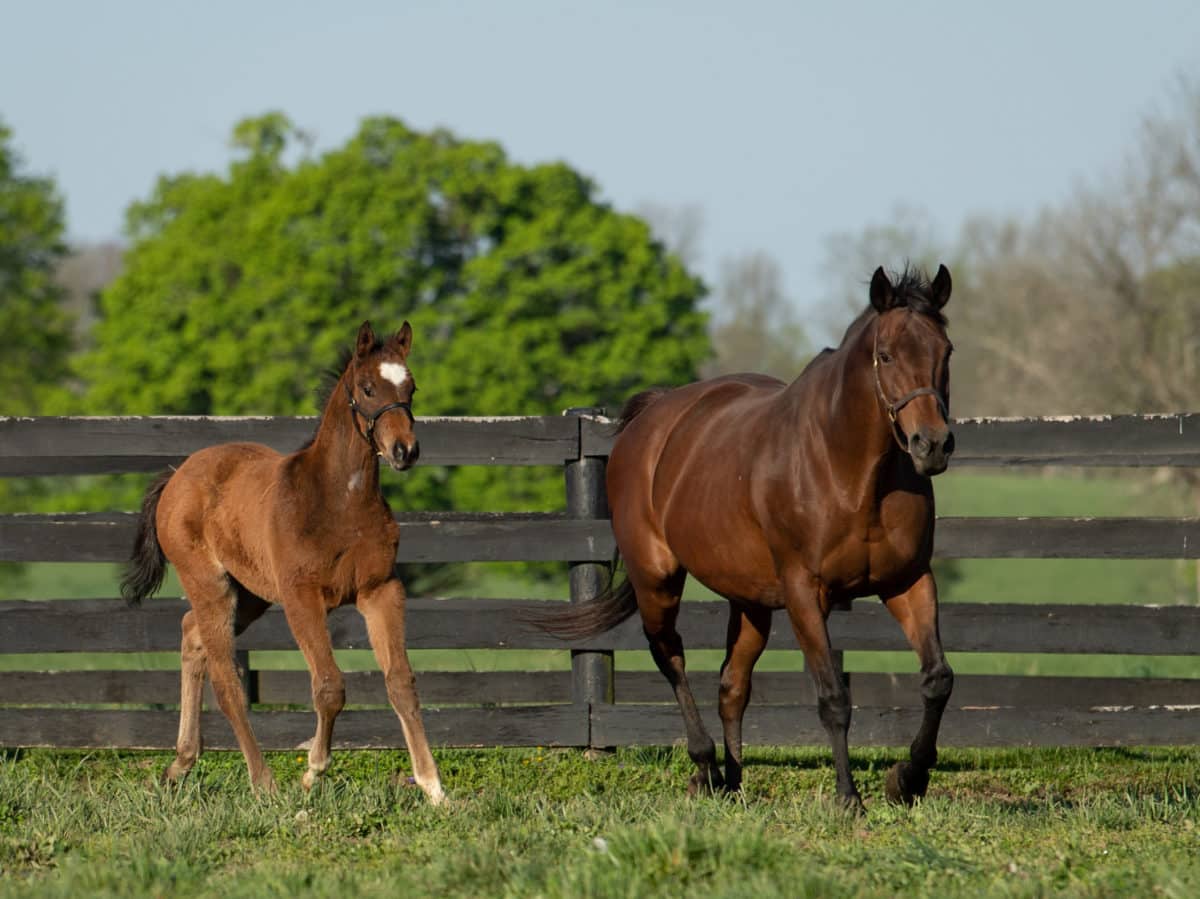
[869,267,894,313]
[355,321,376,358]
[930,264,952,309]
[393,321,413,358]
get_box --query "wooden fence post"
[564,408,614,742]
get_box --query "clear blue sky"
[3,1,1198,311]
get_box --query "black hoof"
[687,768,725,796]
[885,761,929,806]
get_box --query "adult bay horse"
[542,265,955,811]
[121,321,444,804]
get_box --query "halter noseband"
[344,382,413,455]
[872,324,949,452]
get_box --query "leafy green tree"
[0,120,72,416]
[85,114,710,516]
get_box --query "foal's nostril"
[408,441,420,465]
[943,431,956,457]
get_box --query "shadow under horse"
[538,265,956,812]
[122,321,444,804]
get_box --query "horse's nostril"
[408,441,420,464]
[943,432,956,456]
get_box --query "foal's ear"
[869,266,894,313]
[392,321,413,358]
[930,264,952,309]
[355,321,376,358]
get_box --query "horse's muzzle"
[909,428,954,477]
[388,440,420,471]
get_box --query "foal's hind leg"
[176,573,276,793]
[630,566,723,794]
[717,603,772,792]
[881,571,954,805]
[279,588,346,792]
[358,579,445,805]
[163,592,271,785]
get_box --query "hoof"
[301,768,319,792]
[839,792,867,816]
[687,768,725,797]
[252,770,278,796]
[885,762,929,806]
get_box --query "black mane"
[886,264,948,326]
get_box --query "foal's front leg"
[881,570,954,805]
[358,579,445,805]
[281,589,346,791]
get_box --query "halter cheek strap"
[872,327,949,452]
[344,383,414,455]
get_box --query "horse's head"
[346,320,419,471]
[869,265,954,477]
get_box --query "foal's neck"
[304,373,382,498]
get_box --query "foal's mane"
[297,338,383,451]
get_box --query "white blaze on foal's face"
[379,362,409,388]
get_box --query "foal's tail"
[522,552,640,641]
[120,470,172,607]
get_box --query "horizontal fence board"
[4,598,1199,656]
[6,414,1200,477]
[3,669,1194,712]
[0,706,587,750]
[591,704,1200,749]
[583,413,1200,466]
[612,671,1200,708]
[6,513,1199,565]
[0,416,581,475]
[0,512,615,564]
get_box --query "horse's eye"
[362,383,375,398]
[879,351,893,364]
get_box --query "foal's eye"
[362,383,375,398]
[879,351,893,364]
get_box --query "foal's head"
[344,320,419,471]
[869,265,954,477]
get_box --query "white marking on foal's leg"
[379,362,409,387]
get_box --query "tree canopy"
[85,114,710,512]
[0,120,72,416]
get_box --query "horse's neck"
[783,316,898,501]
[303,384,382,498]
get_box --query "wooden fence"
[1,412,1199,752]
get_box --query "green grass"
[0,746,1198,897]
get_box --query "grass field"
[0,745,1197,898]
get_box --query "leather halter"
[344,382,413,456]
[872,324,949,452]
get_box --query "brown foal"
[539,265,956,811]
[122,321,444,804]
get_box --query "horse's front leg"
[783,569,863,813]
[281,588,346,791]
[881,570,954,805]
[357,578,445,805]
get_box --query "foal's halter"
[872,324,949,452]
[344,382,414,456]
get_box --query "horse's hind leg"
[164,591,270,785]
[630,565,722,794]
[176,572,275,793]
[357,579,445,805]
[717,603,772,792]
[881,571,954,805]
[279,588,346,792]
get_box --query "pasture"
[1,745,1198,897]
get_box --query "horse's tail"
[120,470,172,607]
[522,550,640,640]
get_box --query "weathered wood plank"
[6,512,1198,564]
[0,512,615,563]
[4,598,1200,656]
[590,704,1200,749]
[583,413,1200,467]
[0,416,580,475]
[0,705,587,749]
[612,671,1200,709]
